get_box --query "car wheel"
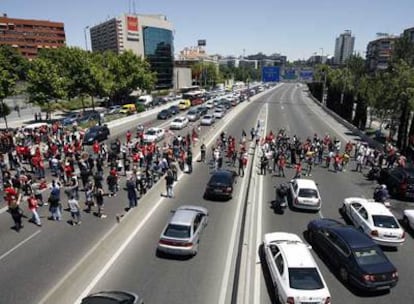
[339,267,349,283]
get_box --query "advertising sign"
[127,16,138,32]
[262,66,280,82]
[127,15,139,41]
[198,39,206,46]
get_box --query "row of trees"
[311,32,414,153]
[190,62,262,88]
[0,45,157,126]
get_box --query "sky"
[1,0,413,61]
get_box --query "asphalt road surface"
[1,84,413,304]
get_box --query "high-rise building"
[366,34,398,71]
[90,14,174,89]
[334,30,355,65]
[0,13,65,59]
[403,26,414,43]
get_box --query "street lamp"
[84,26,90,51]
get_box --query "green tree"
[102,50,156,102]
[26,57,66,120]
[0,48,19,129]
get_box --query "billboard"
[198,39,206,46]
[262,66,280,82]
[127,16,139,41]
[127,16,138,31]
[300,70,314,81]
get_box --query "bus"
[182,90,205,106]
[179,86,201,94]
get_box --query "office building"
[0,13,65,59]
[403,26,414,43]
[90,14,174,89]
[334,30,355,65]
[366,34,398,71]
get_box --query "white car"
[403,209,414,231]
[205,100,215,109]
[213,108,225,119]
[341,197,405,247]
[289,179,321,211]
[143,127,165,143]
[263,232,331,304]
[170,117,189,130]
[200,114,215,126]
[157,205,208,256]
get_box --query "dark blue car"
[307,218,398,292]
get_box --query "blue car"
[307,218,398,292]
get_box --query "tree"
[26,57,66,120]
[102,50,156,103]
[0,47,20,129]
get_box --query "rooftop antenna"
[128,0,131,14]
[133,0,137,14]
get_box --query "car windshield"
[298,188,318,198]
[146,130,156,135]
[164,224,191,238]
[372,215,399,228]
[288,267,324,290]
[173,119,182,123]
[210,174,231,185]
[204,116,211,119]
[353,246,388,266]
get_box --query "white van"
[137,95,153,107]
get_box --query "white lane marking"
[0,230,41,261]
[242,104,268,303]
[218,150,251,304]
[253,102,268,304]
[218,86,284,304]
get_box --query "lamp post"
[84,26,90,51]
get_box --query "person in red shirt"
[126,130,132,144]
[4,184,18,207]
[278,155,286,177]
[27,194,41,226]
[294,162,302,179]
[93,140,100,155]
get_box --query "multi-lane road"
[0,83,413,304]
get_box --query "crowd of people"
[0,117,408,232]
[0,121,201,232]
[255,128,407,181]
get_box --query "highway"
[0,83,413,304]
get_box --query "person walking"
[186,150,193,174]
[238,153,246,177]
[95,183,106,218]
[126,175,138,210]
[293,162,302,179]
[49,180,62,221]
[68,195,81,225]
[9,193,24,232]
[165,169,175,198]
[260,154,268,175]
[27,193,41,227]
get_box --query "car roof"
[170,209,197,226]
[211,170,233,178]
[264,232,315,268]
[330,225,375,249]
[357,201,393,216]
[81,290,140,303]
[294,178,318,189]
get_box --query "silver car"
[157,205,209,256]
